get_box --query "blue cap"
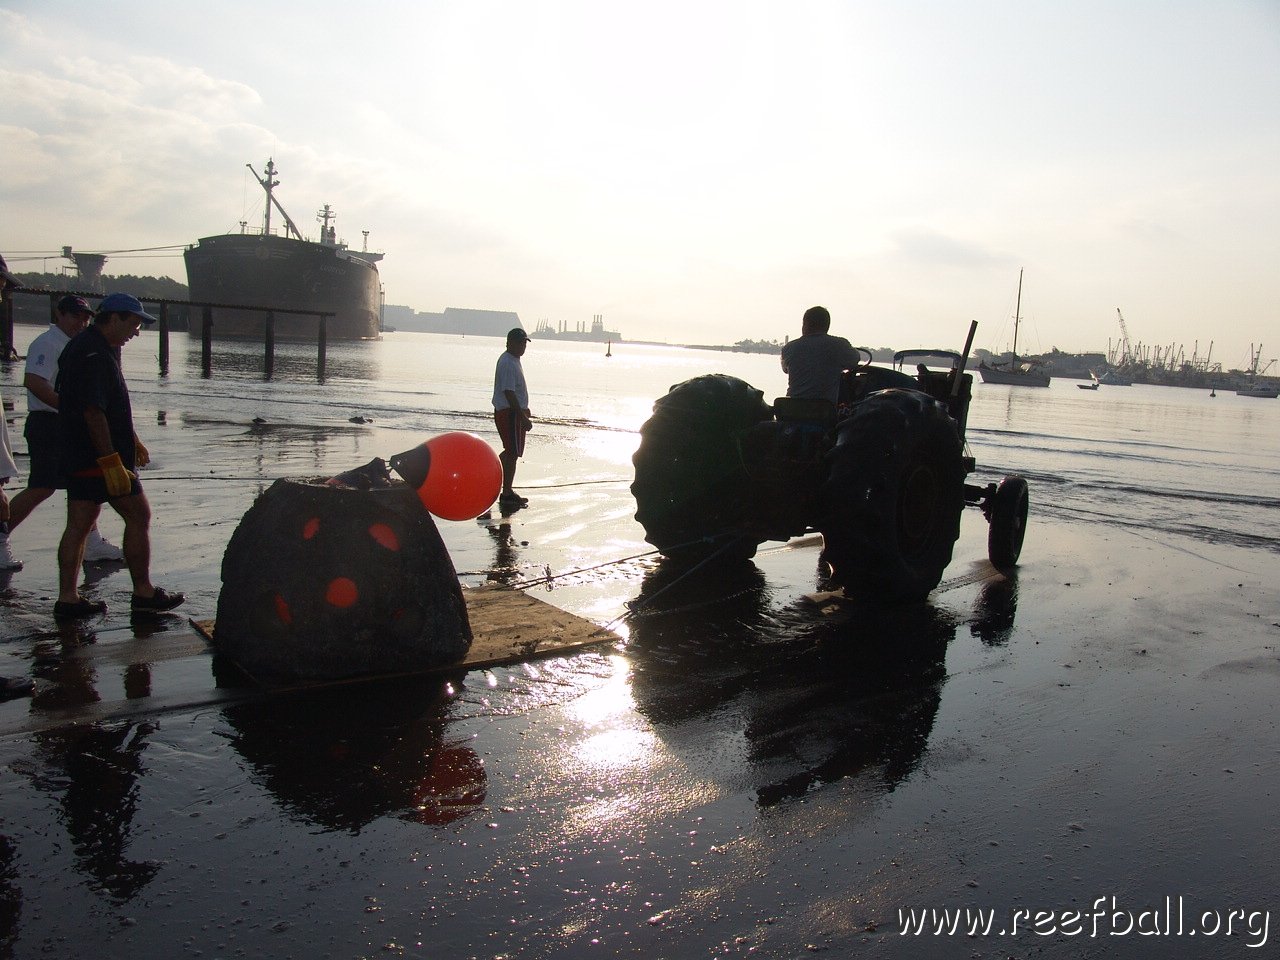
[96,292,158,324]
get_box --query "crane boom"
[1116,309,1134,363]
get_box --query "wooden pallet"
[0,586,620,736]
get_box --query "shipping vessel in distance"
[184,159,383,341]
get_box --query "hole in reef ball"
[325,577,359,608]
[368,522,401,551]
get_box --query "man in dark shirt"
[780,305,862,403]
[54,293,183,619]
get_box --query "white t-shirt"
[24,324,71,414]
[492,351,528,410]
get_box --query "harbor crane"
[1116,308,1134,364]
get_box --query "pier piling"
[265,311,276,379]
[158,302,170,376]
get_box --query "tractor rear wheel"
[632,374,773,564]
[818,389,965,602]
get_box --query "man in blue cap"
[1,294,124,568]
[53,293,183,619]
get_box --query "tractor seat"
[772,396,837,428]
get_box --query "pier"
[1,288,335,380]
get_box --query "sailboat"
[1235,344,1278,398]
[978,270,1051,387]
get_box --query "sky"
[2,0,1278,370]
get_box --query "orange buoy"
[391,432,502,521]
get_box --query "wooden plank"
[0,586,620,737]
[192,584,621,673]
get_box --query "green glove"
[97,452,135,498]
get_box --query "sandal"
[131,586,185,613]
[53,597,108,620]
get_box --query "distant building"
[382,306,524,337]
[533,314,621,343]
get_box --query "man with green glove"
[53,293,184,619]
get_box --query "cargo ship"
[184,160,383,341]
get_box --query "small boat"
[1237,383,1278,399]
[978,270,1051,387]
[1097,369,1132,386]
[1077,381,1098,390]
[606,341,612,357]
[1235,344,1278,398]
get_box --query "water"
[39,326,1273,557]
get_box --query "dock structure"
[1,287,335,380]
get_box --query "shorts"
[494,407,526,457]
[65,465,142,504]
[22,412,64,489]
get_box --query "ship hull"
[1236,384,1278,398]
[184,234,380,341]
[977,362,1051,387]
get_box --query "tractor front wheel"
[818,389,966,602]
[986,475,1029,569]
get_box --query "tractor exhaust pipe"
[952,320,978,397]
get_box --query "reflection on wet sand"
[625,561,956,807]
[221,677,487,831]
[18,624,161,902]
[0,836,21,943]
[971,571,1019,645]
[31,720,159,902]
[481,500,527,584]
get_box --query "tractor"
[630,323,1029,602]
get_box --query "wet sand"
[1,395,1278,959]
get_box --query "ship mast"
[317,204,336,245]
[1011,268,1023,362]
[247,159,305,241]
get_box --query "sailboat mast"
[1012,268,1023,361]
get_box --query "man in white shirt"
[0,257,23,572]
[780,305,862,404]
[3,295,123,569]
[492,328,534,506]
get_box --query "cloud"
[888,228,1008,271]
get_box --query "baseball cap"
[507,327,531,342]
[0,255,18,288]
[57,294,94,315]
[96,292,159,324]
